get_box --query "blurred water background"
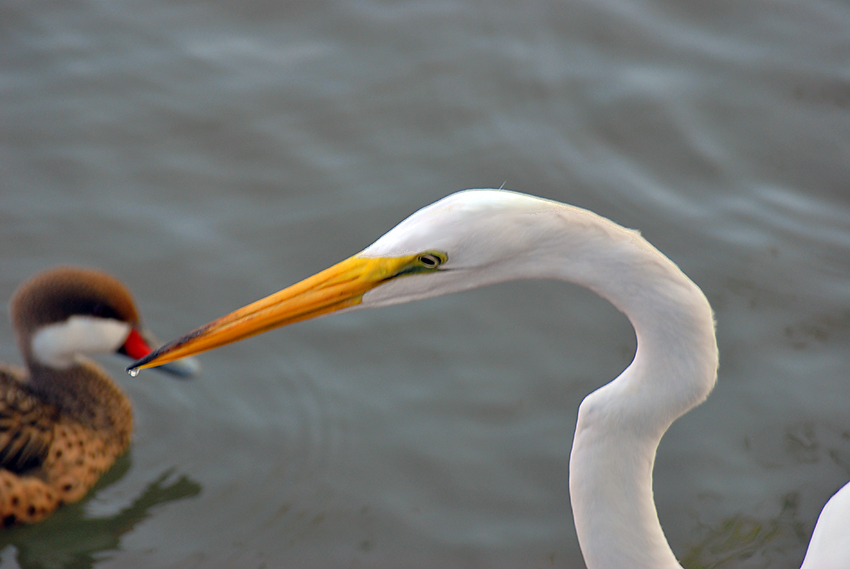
[2,0,850,567]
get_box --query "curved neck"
[554,218,718,569]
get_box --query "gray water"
[2,0,850,567]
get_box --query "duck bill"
[119,327,201,378]
[129,254,412,372]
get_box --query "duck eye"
[92,303,106,317]
[418,253,444,268]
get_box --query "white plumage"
[134,189,849,568]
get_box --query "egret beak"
[129,254,416,372]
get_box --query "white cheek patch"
[31,316,132,369]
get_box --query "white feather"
[31,316,131,369]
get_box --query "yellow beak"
[131,254,417,371]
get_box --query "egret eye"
[418,252,444,268]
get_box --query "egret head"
[129,189,604,371]
[358,189,567,307]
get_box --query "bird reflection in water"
[0,460,200,569]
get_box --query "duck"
[0,266,197,526]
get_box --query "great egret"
[131,189,849,568]
[0,267,197,525]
